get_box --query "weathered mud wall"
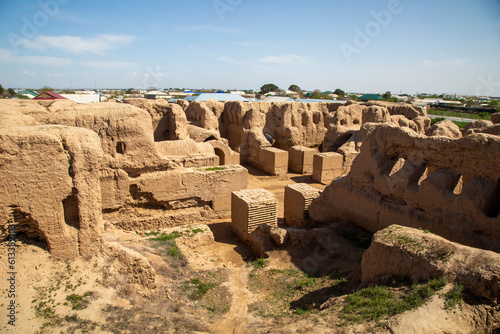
[310,123,500,252]
[0,126,104,259]
[223,101,343,163]
[362,225,500,302]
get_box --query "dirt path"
[210,264,256,334]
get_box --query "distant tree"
[488,100,499,107]
[260,83,279,94]
[334,88,345,96]
[382,91,392,99]
[15,94,29,99]
[405,96,415,103]
[288,84,302,93]
[40,86,54,93]
[347,94,358,101]
[7,88,15,96]
[310,89,323,99]
[0,84,4,95]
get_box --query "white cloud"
[17,34,136,55]
[78,61,136,70]
[20,70,37,76]
[0,49,72,66]
[259,54,310,65]
[177,25,244,34]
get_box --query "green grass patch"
[65,292,93,310]
[452,121,468,129]
[444,283,463,309]
[341,278,447,323]
[430,116,468,129]
[185,278,218,300]
[152,231,182,242]
[250,258,267,269]
[428,109,490,120]
[296,277,317,288]
[151,231,184,260]
[431,117,446,125]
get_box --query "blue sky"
[0,0,499,95]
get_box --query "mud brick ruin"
[231,188,278,241]
[284,183,320,226]
[312,152,344,184]
[0,98,499,325]
[289,146,317,174]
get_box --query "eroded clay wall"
[0,126,104,259]
[310,122,500,252]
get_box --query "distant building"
[295,99,347,104]
[61,91,101,103]
[33,91,67,100]
[18,90,38,99]
[144,91,172,100]
[358,94,383,102]
[184,93,249,102]
[285,90,301,99]
[263,96,294,103]
[392,95,408,102]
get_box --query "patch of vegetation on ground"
[340,277,447,323]
[182,270,231,314]
[443,282,463,310]
[428,109,491,120]
[31,268,103,334]
[452,121,468,129]
[248,267,348,318]
[150,231,184,260]
[65,291,94,310]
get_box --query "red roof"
[33,91,67,100]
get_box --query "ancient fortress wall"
[310,122,500,252]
